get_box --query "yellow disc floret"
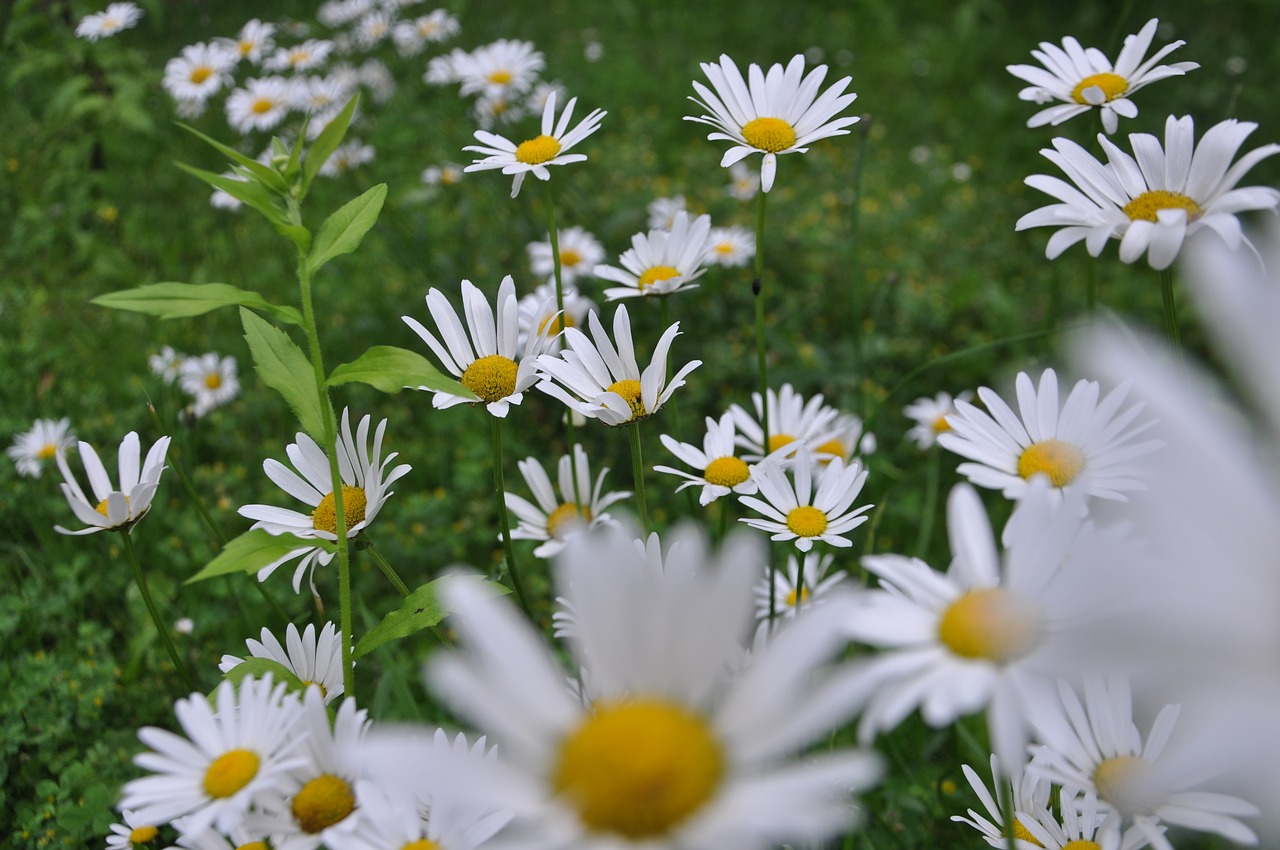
[785,505,828,538]
[1017,439,1085,487]
[460,354,520,404]
[401,841,442,850]
[1071,72,1128,104]
[1012,819,1044,847]
[251,97,275,115]
[703,456,750,488]
[95,494,129,517]
[553,698,724,839]
[37,443,59,460]
[1122,190,1203,223]
[129,825,159,845]
[785,585,810,609]
[190,66,213,84]
[1061,842,1101,850]
[487,70,513,84]
[741,117,797,153]
[767,434,795,453]
[515,134,562,165]
[637,265,680,292]
[937,588,1042,663]
[292,773,357,834]
[203,748,261,799]
[606,379,646,420]
[560,248,583,267]
[538,311,574,336]
[546,502,592,539]
[205,372,223,390]
[932,415,952,434]
[312,485,368,535]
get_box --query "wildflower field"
[5,0,1280,849]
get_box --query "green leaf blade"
[304,93,361,188]
[327,345,475,397]
[307,184,387,275]
[354,576,509,658]
[240,308,332,442]
[91,282,303,325]
[186,529,327,584]
[175,162,286,226]
[175,121,290,193]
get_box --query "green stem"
[793,554,806,619]
[718,495,731,542]
[1086,252,1097,313]
[628,422,651,534]
[914,448,941,557]
[1159,266,1182,354]
[660,297,696,515]
[364,541,410,597]
[121,531,196,691]
[753,188,771,447]
[543,183,586,510]
[491,415,535,620]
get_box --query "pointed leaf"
[240,307,331,442]
[92,282,303,325]
[221,657,307,693]
[307,184,387,275]
[186,529,332,584]
[176,161,286,226]
[354,576,510,658]
[176,121,289,193]
[304,93,361,187]
[327,345,476,397]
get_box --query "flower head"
[75,2,143,40]
[654,411,758,506]
[220,622,345,704]
[505,444,630,558]
[54,432,169,535]
[705,224,756,268]
[455,39,544,100]
[904,391,971,449]
[163,42,237,102]
[595,211,713,300]
[729,383,843,461]
[226,77,294,134]
[516,281,597,353]
[178,353,239,418]
[754,551,845,622]
[8,417,75,479]
[739,450,872,552]
[527,225,605,287]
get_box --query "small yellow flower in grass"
[739,450,871,552]
[505,444,630,559]
[54,432,169,535]
[8,416,75,479]
[595,211,714,301]
[654,411,758,506]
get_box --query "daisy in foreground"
[505,444,630,558]
[595,211,714,300]
[1016,115,1280,269]
[220,622,345,704]
[938,367,1161,506]
[951,754,1056,850]
[1006,18,1198,134]
[54,431,170,535]
[738,450,872,552]
[654,411,757,506]
[105,810,160,850]
[464,91,606,198]
[413,524,882,850]
[686,53,859,192]
[8,416,75,478]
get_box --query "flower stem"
[544,183,586,510]
[914,448,941,557]
[628,421,651,534]
[660,297,696,515]
[793,555,806,619]
[364,541,410,597]
[1086,252,1097,313]
[121,530,196,691]
[1159,266,1182,354]
[491,415,535,621]
[753,187,771,446]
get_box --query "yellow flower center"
[1017,439,1085,487]
[932,415,952,433]
[515,134,562,165]
[235,844,267,850]
[289,49,310,66]
[402,841,442,850]
[937,588,1042,663]
[741,117,797,153]
[460,354,520,403]
[203,748,261,799]
[546,502,592,539]
[815,438,846,463]
[785,505,828,538]
[487,70,513,84]
[1122,190,1203,223]
[292,773,357,834]
[637,265,680,292]
[311,485,368,535]
[238,39,254,56]
[1012,819,1044,847]
[785,585,810,608]
[1071,72,1128,104]
[538,311,575,336]
[703,456,750,487]
[251,97,275,115]
[190,66,213,84]
[606,379,646,420]
[301,678,328,697]
[37,443,58,460]
[1062,842,1101,850]
[1093,755,1159,816]
[560,247,583,267]
[767,433,795,453]
[95,494,129,517]
[714,242,735,255]
[553,698,724,839]
[128,825,159,845]
[204,372,223,390]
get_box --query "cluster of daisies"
[149,347,241,420]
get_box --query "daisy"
[8,416,75,478]
[392,10,460,56]
[421,162,464,186]
[1017,787,1157,850]
[357,59,396,104]
[149,346,186,383]
[725,161,759,201]
[1007,19,1198,135]
[654,411,758,506]
[75,2,143,41]
[354,11,393,48]
[419,523,883,850]
[706,224,756,268]
[471,91,527,130]
[237,409,411,594]
[527,225,605,287]
[526,79,567,115]
[1016,115,1280,270]
[455,39,544,99]
[105,809,161,850]
[224,19,275,65]
[729,383,842,461]
[317,139,374,176]
[163,42,237,102]
[219,622,345,703]
[295,75,357,139]
[594,211,714,301]
[225,77,293,134]
[424,47,468,85]
[178,353,239,417]
[516,281,596,352]
[904,391,971,449]
[264,40,335,73]
[534,304,701,426]
[753,551,845,622]
[951,754,1056,850]
[812,411,875,466]
[54,432,169,535]
[403,276,551,416]
[505,444,629,559]
[739,450,871,551]
[120,675,305,837]
[464,91,606,198]
[686,53,859,192]
[646,195,686,230]
[938,368,1162,506]
[318,0,372,27]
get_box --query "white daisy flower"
[1007,19,1198,135]
[646,194,686,230]
[594,211,713,301]
[54,432,170,535]
[951,754,1056,850]
[219,622,345,704]
[812,411,875,467]
[421,162,464,186]
[424,47,468,85]
[527,225,605,287]
[505,444,629,559]
[1017,787,1156,850]
[318,0,372,27]
[904,391,971,449]
[729,383,842,461]
[455,39,544,99]
[686,53,860,192]
[171,822,268,850]
[464,91,606,198]
[516,281,596,353]
[264,39,334,72]
[725,161,760,201]
[526,79,567,115]
[224,19,275,65]
[392,10,460,56]
[471,90,527,130]
[105,809,161,850]
[1017,115,1280,270]
[403,276,551,416]
[753,551,844,622]
[705,224,756,268]
[120,676,305,837]
[353,11,392,48]
[149,346,185,383]
[419,524,883,850]
[237,410,411,594]
[75,2,143,41]
[739,450,872,551]
[358,58,396,104]
[8,417,75,479]
[295,75,357,139]
[938,368,1162,506]
[534,304,702,427]
[317,139,374,176]
[654,411,758,506]
[225,77,294,134]
[163,42,237,102]
[178,352,239,418]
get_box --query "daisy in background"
[646,195,686,230]
[505,444,630,559]
[654,411,758,506]
[163,42,237,103]
[225,77,294,134]
[403,276,551,416]
[318,139,375,175]
[813,411,876,467]
[1007,19,1198,135]
[594,211,713,301]
[516,282,596,352]
[754,551,845,622]
[464,91,606,198]
[421,162,464,186]
[54,432,170,535]
[526,80,567,115]
[1017,115,1280,270]
[424,47,468,86]
[686,53,859,192]
[455,38,544,100]
[904,390,971,449]
[222,19,275,65]
[75,2,143,40]
[739,449,872,552]
[729,383,842,460]
[8,417,75,478]
[265,39,335,73]
[527,225,605,287]
[706,224,756,268]
[951,754,1056,850]
[238,409,410,594]
[938,367,1162,506]
[534,304,701,426]
[105,809,160,850]
[353,11,393,49]
[295,76,357,139]
[471,91,528,130]
[725,161,760,200]
[178,352,239,417]
[220,622,345,704]
[392,9,460,57]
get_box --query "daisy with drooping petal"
[237,410,410,594]
[105,809,161,850]
[646,195,686,230]
[654,411,757,506]
[951,754,1057,850]
[1007,19,1198,135]
[1017,115,1280,270]
[75,2,143,40]
[706,224,756,268]
[686,53,859,192]
[455,39,544,100]
[8,417,75,478]
[463,91,606,198]
[178,353,239,417]
[739,450,872,552]
[904,391,971,449]
[729,383,842,461]
[163,42,237,102]
[594,211,714,300]
[527,225,605,287]
[938,367,1162,506]
[219,622,345,704]
[54,432,170,535]
[226,77,294,133]
[754,551,845,622]
[516,281,596,353]
[505,444,629,559]
[534,304,701,426]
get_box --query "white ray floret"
[54,431,170,535]
[220,622,345,704]
[8,416,75,479]
[505,444,630,559]
[739,450,872,552]
[655,411,757,506]
[595,211,713,300]
[464,91,605,198]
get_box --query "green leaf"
[91,282,304,326]
[221,657,307,695]
[240,308,332,443]
[304,93,361,187]
[176,122,289,193]
[307,184,387,275]
[327,345,476,398]
[354,576,509,658]
[186,529,329,584]
[176,161,286,226]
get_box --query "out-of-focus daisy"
[318,0,372,27]
[729,383,841,461]
[357,59,396,104]
[528,225,605,287]
[105,809,160,850]
[219,622,345,704]
[1017,115,1280,270]
[353,11,393,48]
[424,47,468,85]
[705,224,755,268]
[535,304,701,426]
[54,432,169,535]
[471,90,528,129]
[754,551,844,622]
[739,450,871,552]
[725,161,759,201]
[295,76,356,139]
[149,346,185,383]
[812,411,875,467]
[526,80,567,115]
[421,162,464,186]
[265,39,334,72]
[654,411,758,505]
[464,92,606,198]
[455,39,544,99]
[403,276,550,417]
[8,417,75,479]
[163,42,237,102]
[686,53,859,192]
[75,2,143,40]
[238,410,410,594]
[226,77,293,133]
[595,211,713,301]
[224,18,275,65]
[1007,19,1198,135]
[317,139,374,176]
[178,353,239,417]
[516,282,596,352]
[392,10,460,56]
[904,391,971,449]
[646,195,686,230]
[505,444,629,559]
[938,368,1161,505]
[951,754,1055,850]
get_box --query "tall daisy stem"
[753,188,771,445]
[543,183,586,510]
[491,416,535,621]
[660,297,696,514]
[793,555,806,619]
[1159,266,1182,354]
[1086,252,1097,313]
[121,530,196,691]
[364,541,410,597]
[915,448,941,557]
[628,422,651,534]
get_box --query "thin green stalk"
[914,449,941,557]
[718,496,731,542]
[660,297,696,515]
[491,415,535,620]
[628,421,651,534]
[753,188,771,446]
[121,531,196,691]
[1086,252,1097,313]
[543,182,585,510]
[793,555,806,619]
[848,120,870,418]
[365,541,410,597]
[1159,266,1182,354]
